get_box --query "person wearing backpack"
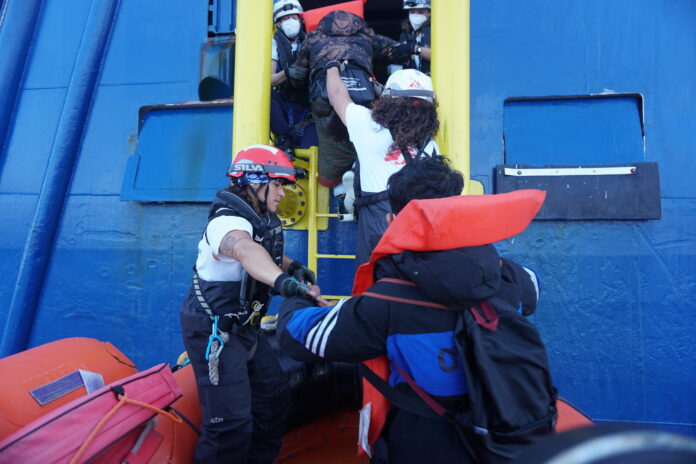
[286,10,396,193]
[326,65,440,265]
[276,156,555,463]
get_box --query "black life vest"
[274,30,309,105]
[195,188,284,321]
[400,24,431,74]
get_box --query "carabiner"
[205,316,225,361]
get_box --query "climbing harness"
[193,272,264,385]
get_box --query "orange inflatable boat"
[0,337,137,440]
[0,333,591,463]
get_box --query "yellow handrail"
[303,148,356,274]
[307,148,319,272]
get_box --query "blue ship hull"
[0,0,694,437]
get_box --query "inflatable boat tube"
[0,337,136,440]
[0,363,180,464]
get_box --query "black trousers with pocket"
[180,294,291,464]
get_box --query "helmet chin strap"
[248,182,269,213]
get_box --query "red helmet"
[227,144,296,184]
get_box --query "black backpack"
[361,279,557,463]
[310,61,376,108]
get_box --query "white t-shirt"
[271,39,300,62]
[195,215,253,282]
[345,103,439,193]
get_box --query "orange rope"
[120,395,183,425]
[69,394,127,464]
[69,392,182,464]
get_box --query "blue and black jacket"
[277,245,540,410]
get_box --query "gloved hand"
[287,260,317,285]
[287,64,309,81]
[274,272,312,300]
[389,39,417,62]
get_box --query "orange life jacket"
[302,0,367,33]
[352,189,546,456]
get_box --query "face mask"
[281,18,301,39]
[409,13,428,31]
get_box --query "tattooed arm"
[218,229,284,287]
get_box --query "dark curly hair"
[387,155,463,214]
[371,96,439,152]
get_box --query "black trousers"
[180,297,291,464]
[372,408,477,464]
[355,198,391,267]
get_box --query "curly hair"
[371,96,439,152]
[387,155,463,214]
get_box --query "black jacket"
[273,30,309,105]
[400,22,431,74]
[292,10,395,87]
[277,245,539,462]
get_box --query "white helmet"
[273,0,303,23]
[403,0,431,9]
[382,69,434,103]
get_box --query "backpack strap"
[360,359,478,451]
[360,279,499,416]
[360,280,461,420]
[397,137,432,166]
[400,147,414,165]
[364,278,500,330]
[390,363,448,416]
[362,278,454,310]
[358,364,443,420]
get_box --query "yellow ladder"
[293,147,354,301]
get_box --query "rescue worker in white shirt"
[179,144,327,463]
[326,64,440,265]
[389,0,432,75]
[270,0,317,155]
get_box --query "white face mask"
[281,18,301,39]
[409,13,428,31]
